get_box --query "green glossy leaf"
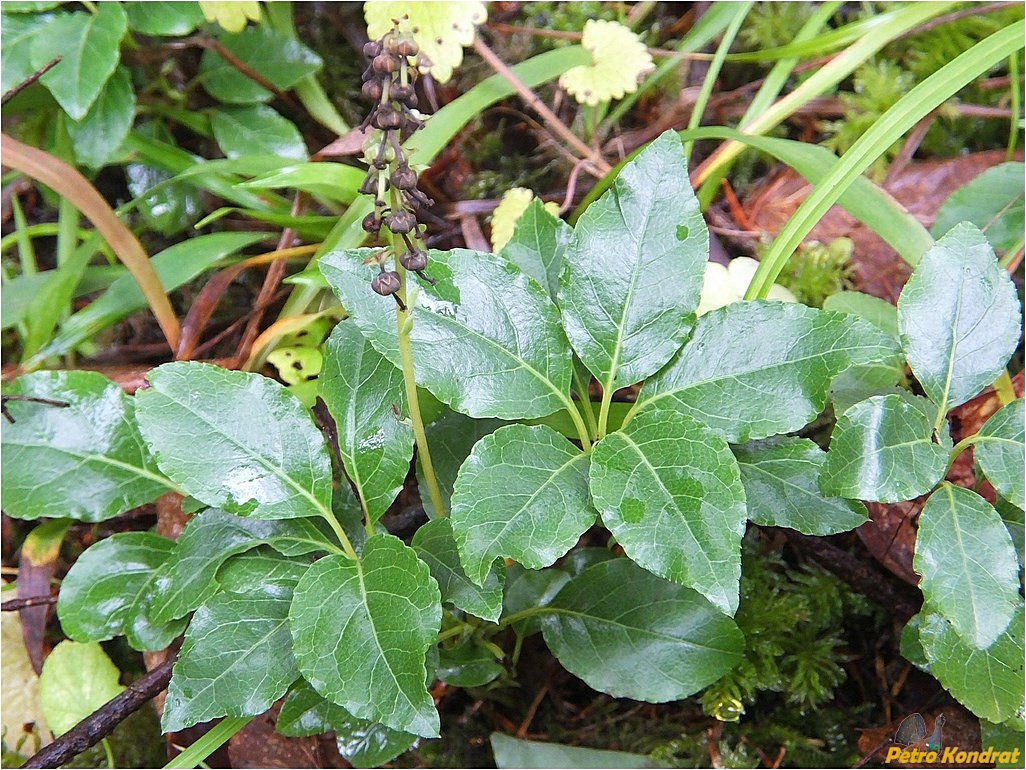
[502,564,570,637]
[3,2,64,11]
[30,3,126,119]
[451,424,596,586]
[822,291,899,339]
[199,26,322,104]
[914,483,1021,649]
[635,301,900,443]
[67,65,135,168]
[437,637,504,687]
[2,370,171,522]
[994,493,1025,567]
[976,399,1025,511]
[898,223,1020,413]
[136,362,333,520]
[320,248,572,420]
[290,536,442,737]
[411,518,504,622]
[39,641,125,736]
[2,11,55,93]
[932,163,1025,254]
[500,197,573,301]
[589,407,746,614]
[278,680,417,768]
[819,393,951,503]
[418,411,506,517]
[124,2,203,36]
[558,130,706,391]
[56,532,185,651]
[321,322,413,523]
[542,559,745,701]
[240,163,364,204]
[162,552,306,732]
[149,509,336,623]
[979,720,1026,767]
[31,232,266,364]
[733,436,867,535]
[919,604,1025,724]
[491,733,655,770]
[210,105,307,161]
[899,613,930,672]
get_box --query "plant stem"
[571,362,598,440]
[163,717,252,769]
[388,199,448,518]
[1007,50,1021,160]
[471,36,611,177]
[597,385,615,441]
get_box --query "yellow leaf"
[199,1,262,33]
[267,347,324,385]
[365,1,486,84]
[490,188,560,252]
[560,20,654,106]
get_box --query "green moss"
[769,238,856,308]
[700,540,876,721]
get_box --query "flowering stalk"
[359,22,447,518]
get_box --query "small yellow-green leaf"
[365,1,486,84]
[559,19,654,106]
[39,641,125,736]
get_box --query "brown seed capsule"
[390,83,417,107]
[372,106,402,130]
[396,39,419,57]
[363,41,383,59]
[399,249,428,272]
[358,173,379,196]
[390,165,418,191]
[371,270,401,296]
[361,79,384,101]
[362,212,382,234]
[385,210,417,234]
[372,53,399,74]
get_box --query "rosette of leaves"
[4,130,1022,763]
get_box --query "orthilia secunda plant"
[358,21,435,311]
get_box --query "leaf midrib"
[153,392,331,519]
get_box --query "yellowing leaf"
[1,612,51,748]
[267,346,324,385]
[697,258,796,316]
[560,20,654,106]
[200,1,261,33]
[490,188,560,252]
[364,1,486,84]
[38,641,125,736]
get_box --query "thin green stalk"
[696,1,842,208]
[101,738,115,769]
[571,362,599,441]
[683,2,752,162]
[597,385,616,440]
[394,278,448,518]
[388,189,448,518]
[163,717,252,769]
[745,18,1026,300]
[1007,50,1021,160]
[695,2,955,188]
[10,195,37,276]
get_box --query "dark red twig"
[1,595,57,612]
[23,658,175,769]
[1,57,61,106]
